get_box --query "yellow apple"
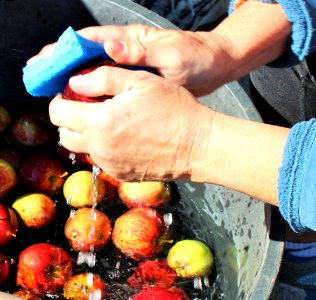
[118,182,172,208]
[63,170,106,208]
[12,193,56,229]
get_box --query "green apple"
[167,239,214,278]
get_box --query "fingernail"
[108,38,127,53]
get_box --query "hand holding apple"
[49,65,212,183]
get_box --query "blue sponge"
[23,26,110,97]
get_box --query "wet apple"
[0,251,9,286]
[118,182,172,208]
[0,158,17,198]
[64,207,111,252]
[11,109,57,149]
[128,259,176,288]
[167,239,214,278]
[132,286,189,300]
[0,203,18,247]
[63,272,106,300]
[63,170,105,208]
[16,243,73,297]
[12,193,56,229]
[19,153,68,196]
[112,207,172,260]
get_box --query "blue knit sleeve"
[228,0,316,64]
[278,119,316,233]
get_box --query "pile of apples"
[0,63,214,300]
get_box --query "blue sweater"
[230,1,316,233]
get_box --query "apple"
[0,158,17,198]
[63,170,105,208]
[98,170,120,202]
[63,272,106,300]
[118,182,172,208]
[12,193,56,229]
[112,207,172,260]
[0,147,24,170]
[64,207,111,252]
[0,251,9,286]
[63,61,117,103]
[0,105,10,134]
[16,243,73,297]
[132,286,189,300]
[167,240,214,278]
[11,109,57,149]
[0,203,18,247]
[19,153,68,197]
[128,259,176,288]
[12,290,42,300]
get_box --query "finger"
[49,95,101,132]
[26,43,56,65]
[59,127,88,154]
[79,24,173,68]
[69,65,153,97]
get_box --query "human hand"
[28,24,232,97]
[49,65,215,182]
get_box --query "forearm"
[190,108,289,206]
[196,1,291,86]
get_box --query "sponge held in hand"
[22,26,110,98]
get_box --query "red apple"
[99,170,120,202]
[0,147,24,170]
[11,109,57,149]
[12,193,56,229]
[0,203,18,246]
[63,273,106,300]
[112,207,172,260]
[63,61,117,103]
[0,105,10,134]
[132,286,189,300]
[0,251,9,286]
[19,153,68,196]
[118,182,172,208]
[128,259,176,288]
[0,158,17,198]
[16,243,73,297]
[63,170,105,208]
[12,290,42,300]
[64,207,111,252]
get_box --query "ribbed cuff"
[278,119,316,233]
